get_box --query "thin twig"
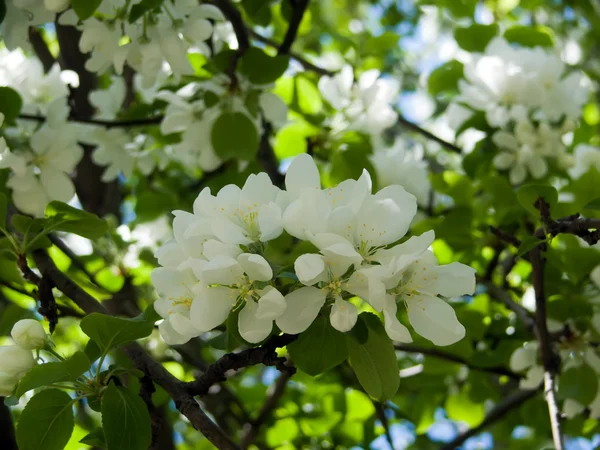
[394,343,521,379]
[240,371,291,448]
[440,388,540,450]
[397,115,462,154]
[374,402,394,450]
[480,279,536,333]
[278,0,310,55]
[18,113,162,128]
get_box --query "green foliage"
[211,112,260,160]
[128,0,164,22]
[101,382,152,450]
[0,86,23,124]
[45,202,108,240]
[71,0,103,20]
[454,24,499,52]
[558,364,599,405]
[346,313,400,401]
[504,25,554,47]
[288,316,348,376]
[16,352,90,397]
[239,48,290,85]
[16,389,74,450]
[428,61,464,95]
[516,184,558,217]
[80,313,155,353]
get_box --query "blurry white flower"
[11,319,48,350]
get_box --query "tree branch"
[440,388,540,450]
[211,0,250,52]
[249,30,334,76]
[18,113,162,128]
[397,115,462,154]
[28,27,55,73]
[0,400,18,450]
[257,120,284,187]
[278,0,310,55]
[529,198,564,450]
[186,334,297,396]
[240,371,291,448]
[394,344,521,379]
[374,401,394,450]
[31,249,240,449]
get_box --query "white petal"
[258,203,283,241]
[528,156,548,179]
[256,286,287,320]
[189,286,235,332]
[329,296,358,332]
[238,300,273,343]
[285,153,321,198]
[200,256,244,285]
[346,268,387,311]
[210,217,251,245]
[237,253,273,281]
[406,294,465,346]
[275,287,326,334]
[240,173,279,208]
[372,230,435,266]
[151,267,194,298]
[412,262,476,298]
[383,296,413,342]
[40,169,75,202]
[510,165,527,185]
[159,320,194,345]
[519,365,544,390]
[170,313,200,338]
[294,253,327,285]
[563,399,585,419]
[509,343,539,372]
[283,189,330,239]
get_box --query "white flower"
[509,342,544,389]
[370,138,431,207]
[0,345,35,396]
[89,129,134,181]
[89,76,126,119]
[259,92,288,129]
[592,265,600,290]
[190,253,286,343]
[79,19,124,74]
[190,173,284,245]
[569,144,600,179]
[11,319,48,350]
[151,267,202,345]
[44,0,70,12]
[347,232,475,345]
[318,65,399,135]
[492,120,565,184]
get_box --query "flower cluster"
[0,319,47,396]
[151,154,475,346]
[0,99,83,216]
[447,37,589,184]
[158,77,288,172]
[318,65,400,136]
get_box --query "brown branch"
[529,198,564,450]
[185,334,297,396]
[374,402,394,450]
[18,113,162,128]
[394,344,521,379]
[440,388,540,450]
[397,115,462,154]
[257,120,284,187]
[28,28,55,73]
[0,400,18,450]
[278,0,310,55]
[211,0,250,52]
[240,371,291,448]
[31,249,240,449]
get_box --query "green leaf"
[516,184,558,217]
[79,428,106,447]
[438,0,477,18]
[454,24,499,52]
[0,304,34,335]
[80,313,155,353]
[363,31,400,55]
[45,201,107,239]
[428,60,464,95]
[288,316,348,376]
[345,313,399,401]
[504,25,554,48]
[0,192,7,228]
[239,48,290,85]
[517,235,546,256]
[101,383,152,450]
[558,364,598,405]
[211,112,259,160]
[445,383,486,427]
[16,389,74,450]
[242,0,273,26]
[16,352,90,397]
[72,0,102,20]
[584,197,600,210]
[0,86,23,124]
[135,191,176,223]
[128,0,163,23]
[203,50,237,74]
[84,339,102,363]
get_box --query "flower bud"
[11,319,48,350]
[0,345,35,395]
[44,0,70,13]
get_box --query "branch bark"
[394,343,522,379]
[440,388,540,450]
[19,113,162,128]
[278,0,310,55]
[31,249,240,449]
[0,400,18,450]
[28,27,55,73]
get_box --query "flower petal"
[237,253,273,281]
[200,256,244,285]
[285,153,321,197]
[238,300,273,343]
[189,286,235,332]
[383,295,413,342]
[276,287,326,334]
[412,262,476,298]
[329,296,358,332]
[258,202,283,242]
[294,253,327,285]
[406,294,465,346]
[256,286,287,320]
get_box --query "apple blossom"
[0,345,36,396]
[11,319,48,350]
